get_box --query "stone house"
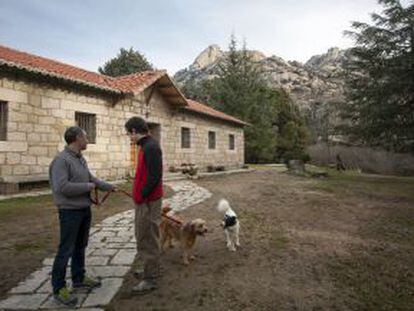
[0,45,247,194]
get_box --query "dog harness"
[223,215,237,228]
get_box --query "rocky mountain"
[174,45,350,111]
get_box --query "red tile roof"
[0,45,165,94]
[110,71,167,93]
[0,44,247,126]
[185,99,248,126]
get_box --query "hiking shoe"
[53,286,78,307]
[73,275,102,291]
[132,280,158,294]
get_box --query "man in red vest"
[125,117,163,294]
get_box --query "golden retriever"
[160,210,207,265]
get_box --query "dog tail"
[217,199,230,213]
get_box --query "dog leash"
[161,208,183,226]
[91,188,132,206]
[91,189,183,226]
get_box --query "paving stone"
[94,231,117,238]
[90,248,118,256]
[111,249,137,265]
[105,236,131,243]
[123,242,136,249]
[41,292,87,309]
[116,230,134,237]
[9,266,51,294]
[89,227,100,235]
[85,247,96,256]
[81,278,123,307]
[106,243,128,249]
[87,242,107,249]
[100,228,118,232]
[42,258,54,266]
[88,237,106,244]
[86,256,109,266]
[36,278,52,294]
[88,266,130,278]
[37,279,72,294]
[0,294,49,310]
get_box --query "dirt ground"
[1,169,413,310]
[109,170,414,311]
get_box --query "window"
[0,101,8,141]
[181,127,191,148]
[229,134,235,150]
[208,131,216,149]
[75,112,96,143]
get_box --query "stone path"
[0,181,211,310]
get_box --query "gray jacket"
[49,146,113,209]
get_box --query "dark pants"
[51,207,91,293]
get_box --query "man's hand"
[87,182,96,190]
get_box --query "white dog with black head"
[217,199,240,251]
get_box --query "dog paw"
[189,255,196,261]
[227,244,236,251]
[183,260,190,266]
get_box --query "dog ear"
[183,221,197,234]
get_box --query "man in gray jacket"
[49,126,114,306]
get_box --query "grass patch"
[310,167,414,201]
[0,195,54,217]
[13,238,52,252]
[0,182,135,216]
[247,163,288,172]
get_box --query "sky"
[0,0,411,75]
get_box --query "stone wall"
[0,76,245,186]
[142,91,244,171]
[0,76,132,183]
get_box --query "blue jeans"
[51,207,91,293]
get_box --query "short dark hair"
[64,126,84,144]
[125,117,149,134]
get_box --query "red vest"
[132,147,163,204]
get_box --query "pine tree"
[186,35,309,163]
[98,47,153,77]
[342,0,414,152]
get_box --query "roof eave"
[182,107,248,127]
[0,60,123,95]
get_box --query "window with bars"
[0,101,8,141]
[208,131,216,149]
[229,134,235,150]
[181,127,191,148]
[75,111,96,144]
